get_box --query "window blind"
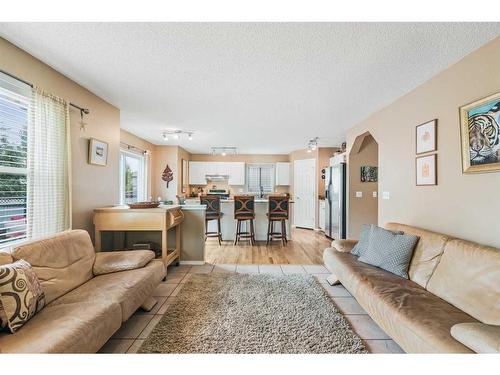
[0,71,71,247]
[247,164,275,194]
[0,74,29,245]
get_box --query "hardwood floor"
[205,227,331,265]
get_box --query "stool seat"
[200,195,223,245]
[234,195,256,246]
[266,195,289,246]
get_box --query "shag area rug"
[139,273,367,354]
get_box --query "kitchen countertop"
[94,204,181,213]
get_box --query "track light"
[160,130,195,142]
[307,137,319,152]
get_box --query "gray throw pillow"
[358,226,419,279]
[351,224,374,256]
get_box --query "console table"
[93,205,184,268]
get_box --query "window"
[1,71,70,248]
[119,149,147,204]
[0,74,29,245]
[247,164,275,195]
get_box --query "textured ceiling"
[0,23,499,154]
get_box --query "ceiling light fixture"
[161,129,195,142]
[211,146,237,156]
[307,137,319,152]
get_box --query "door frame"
[293,158,316,229]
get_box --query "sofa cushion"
[11,230,96,304]
[351,224,373,256]
[51,259,165,321]
[0,260,46,333]
[451,323,500,354]
[0,300,121,353]
[358,226,419,279]
[0,252,13,266]
[93,250,155,276]
[385,223,449,288]
[324,248,476,353]
[426,238,500,325]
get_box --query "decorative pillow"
[358,226,419,279]
[351,224,373,256]
[0,259,45,333]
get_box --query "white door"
[293,159,316,229]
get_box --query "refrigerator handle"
[325,190,328,199]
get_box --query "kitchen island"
[206,198,293,242]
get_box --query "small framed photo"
[416,119,437,154]
[416,154,437,186]
[88,138,108,166]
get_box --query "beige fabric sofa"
[323,223,500,353]
[0,230,166,353]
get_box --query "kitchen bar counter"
[205,199,293,241]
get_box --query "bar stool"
[234,195,256,245]
[266,195,289,246]
[200,195,222,245]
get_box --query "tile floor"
[98,264,404,354]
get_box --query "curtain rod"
[0,69,90,115]
[120,141,148,155]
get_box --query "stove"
[207,188,230,199]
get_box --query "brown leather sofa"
[0,230,166,353]
[323,223,500,353]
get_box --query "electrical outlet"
[372,191,377,198]
[382,191,390,200]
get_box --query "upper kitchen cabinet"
[275,162,290,186]
[228,162,245,185]
[188,161,207,185]
[188,161,246,185]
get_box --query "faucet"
[259,185,264,198]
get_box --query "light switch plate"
[382,191,390,200]
[372,191,377,198]
[355,191,363,198]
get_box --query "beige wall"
[152,146,181,202]
[348,134,379,239]
[318,147,337,197]
[346,37,500,248]
[120,129,156,199]
[0,37,121,238]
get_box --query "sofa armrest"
[93,250,156,276]
[331,239,358,253]
[451,323,500,353]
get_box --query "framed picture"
[360,166,378,182]
[460,92,500,173]
[88,138,108,166]
[416,154,437,186]
[416,119,437,154]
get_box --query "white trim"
[179,260,205,265]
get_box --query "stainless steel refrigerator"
[324,162,346,239]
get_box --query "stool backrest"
[200,195,221,215]
[268,195,289,219]
[234,195,255,218]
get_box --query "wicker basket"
[127,202,160,209]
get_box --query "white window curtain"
[27,87,71,238]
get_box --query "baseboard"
[179,261,205,266]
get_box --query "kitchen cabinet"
[275,162,290,186]
[319,199,326,231]
[228,162,245,185]
[188,161,207,185]
[188,161,245,185]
